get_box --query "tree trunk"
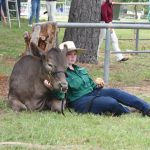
[63,0,101,64]
[23,23,57,55]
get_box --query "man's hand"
[3,17,7,25]
[109,28,113,33]
[95,78,105,88]
[108,22,113,33]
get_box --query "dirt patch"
[0,56,17,99]
[0,74,149,100]
[120,86,150,97]
[0,56,17,65]
[110,81,150,97]
[0,75,9,99]
[121,85,150,97]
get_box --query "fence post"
[135,28,139,52]
[104,28,111,86]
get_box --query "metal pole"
[64,0,66,13]
[135,29,139,52]
[148,0,150,22]
[111,50,150,54]
[5,0,11,28]
[35,22,150,29]
[104,29,111,86]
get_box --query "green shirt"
[54,65,96,102]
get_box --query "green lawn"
[0,19,150,150]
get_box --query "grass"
[0,102,150,150]
[0,19,30,58]
[0,19,150,150]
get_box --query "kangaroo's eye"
[48,64,53,68]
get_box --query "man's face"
[66,51,77,65]
[109,0,112,4]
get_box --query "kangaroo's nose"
[59,82,68,93]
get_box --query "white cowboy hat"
[59,41,86,55]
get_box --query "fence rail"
[111,50,150,54]
[113,2,150,5]
[36,22,150,29]
[35,22,150,85]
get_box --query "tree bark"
[23,23,57,55]
[63,0,101,64]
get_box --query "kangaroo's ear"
[30,42,45,57]
[63,44,68,52]
[60,45,67,56]
[61,44,68,55]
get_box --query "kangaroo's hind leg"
[8,95,27,112]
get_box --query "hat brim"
[67,48,86,55]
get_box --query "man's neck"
[68,65,74,70]
[106,1,112,5]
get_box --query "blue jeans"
[70,88,150,116]
[29,0,40,24]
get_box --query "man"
[17,0,21,16]
[44,41,150,117]
[98,0,129,62]
[1,0,6,16]
[28,0,40,26]
[0,0,7,25]
[46,0,57,21]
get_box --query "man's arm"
[101,5,109,23]
[44,80,65,100]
